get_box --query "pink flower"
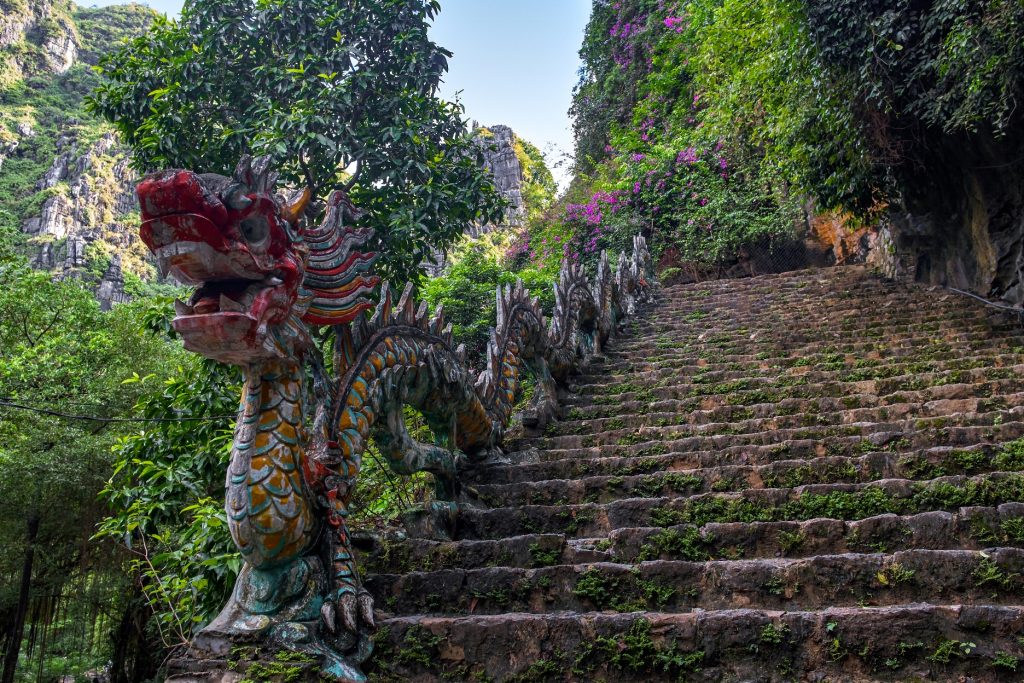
[663,16,685,32]
[676,147,698,164]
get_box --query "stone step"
[569,350,1024,387]
[370,604,1024,682]
[560,369,1024,410]
[526,420,1024,463]
[570,350,1024,389]
[479,436,1024,483]
[454,472,1024,541]
[559,380,1023,423]
[534,400,1024,448]
[468,447,1024,508]
[357,506,1024,573]
[366,548,1024,617]
[602,333,1019,366]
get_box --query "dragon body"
[137,156,654,681]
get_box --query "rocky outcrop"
[475,124,526,225]
[423,123,534,275]
[1,2,155,306]
[0,1,39,49]
[848,98,1024,306]
[0,0,79,75]
[22,131,144,300]
[95,253,129,310]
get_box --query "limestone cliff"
[474,124,526,227]
[0,0,78,77]
[425,124,554,274]
[0,1,154,303]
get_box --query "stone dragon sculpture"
[137,156,655,681]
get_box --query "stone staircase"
[365,265,1024,682]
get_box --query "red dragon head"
[138,155,379,364]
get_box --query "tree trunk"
[110,586,160,683]
[1,513,39,683]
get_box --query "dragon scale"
[137,156,655,682]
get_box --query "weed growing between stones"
[991,651,1020,670]
[571,619,704,677]
[759,622,790,645]
[973,556,1020,591]
[883,641,924,670]
[777,529,805,555]
[877,562,916,587]
[392,626,445,668]
[572,567,678,612]
[638,526,711,561]
[529,543,561,567]
[927,638,976,664]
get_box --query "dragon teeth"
[174,299,195,316]
[219,294,246,313]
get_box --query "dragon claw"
[320,601,337,633]
[340,592,358,633]
[322,588,375,636]
[358,591,375,630]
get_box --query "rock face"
[21,131,144,307]
[0,0,79,76]
[364,265,1024,681]
[423,123,532,275]
[880,124,1024,305]
[475,123,526,226]
[1,2,156,305]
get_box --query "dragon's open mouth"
[148,229,298,362]
[176,276,283,317]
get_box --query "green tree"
[97,342,241,649]
[513,136,558,222]
[0,267,177,683]
[87,0,506,284]
[421,235,555,359]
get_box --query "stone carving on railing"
[138,156,655,682]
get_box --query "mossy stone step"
[454,472,1024,540]
[369,604,1024,682]
[367,548,1024,617]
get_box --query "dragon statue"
[138,155,655,682]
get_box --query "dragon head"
[138,155,379,365]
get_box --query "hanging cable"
[945,286,1024,324]
[0,399,234,423]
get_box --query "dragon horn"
[281,187,312,226]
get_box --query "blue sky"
[90,0,591,187]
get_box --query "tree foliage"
[421,233,555,359]
[0,266,178,680]
[555,0,801,271]
[570,0,1024,236]
[88,0,506,284]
